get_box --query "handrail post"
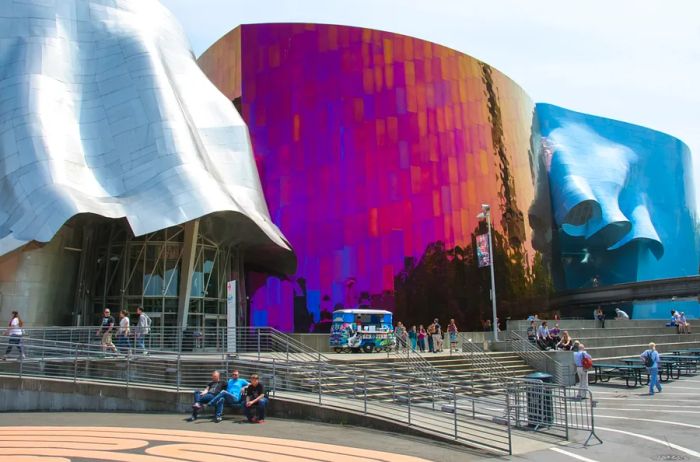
[363,370,367,414]
[176,351,181,392]
[126,352,131,389]
[453,385,458,439]
[506,384,513,455]
[317,361,322,405]
[407,381,411,425]
[257,328,261,361]
[563,385,569,440]
[74,346,79,384]
[272,358,276,397]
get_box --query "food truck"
[329,309,395,353]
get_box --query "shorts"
[449,332,457,342]
[101,332,114,345]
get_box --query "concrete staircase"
[509,319,700,361]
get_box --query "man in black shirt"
[187,371,225,422]
[95,308,117,355]
[243,373,268,423]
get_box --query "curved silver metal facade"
[0,0,292,270]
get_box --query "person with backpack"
[135,306,151,355]
[574,343,593,399]
[3,311,25,360]
[641,342,662,395]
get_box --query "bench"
[591,363,645,388]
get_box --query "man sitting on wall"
[243,373,268,423]
[207,369,250,422]
[187,371,225,422]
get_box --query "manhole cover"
[652,456,688,461]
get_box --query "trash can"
[524,372,553,429]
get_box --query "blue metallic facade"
[533,103,699,318]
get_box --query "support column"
[177,219,200,331]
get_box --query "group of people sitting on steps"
[527,320,578,351]
[188,369,268,423]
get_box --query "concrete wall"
[0,376,461,446]
[0,226,80,327]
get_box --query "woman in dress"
[3,311,25,360]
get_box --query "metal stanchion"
[453,385,458,439]
[318,362,322,405]
[407,381,412,425]
[363,371,367,414]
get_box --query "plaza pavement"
[1,373,699,461]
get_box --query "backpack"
[581,356,593,370]
[643,351,653,368]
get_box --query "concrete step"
[508,319,672,330]
[574,333,700,348]
[560,327,687,338]
[586,340,700,360]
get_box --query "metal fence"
[0,329,600,454]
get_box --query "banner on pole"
[476,233,491,268]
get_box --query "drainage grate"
[653,456,688,461]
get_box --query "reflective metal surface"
[0,1,293,272]
[199,23,548,332]
[533,104,699,318]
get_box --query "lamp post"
[477,204,498,341]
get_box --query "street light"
[477,203,498,341]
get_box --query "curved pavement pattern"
[0,426,430,462]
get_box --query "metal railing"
[0,329,600,454]
[508,331,573,385]
[506,380,601,447]
[0,334,514,455]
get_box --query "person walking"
[641,342,662,395]
[3,311,25,360]
[115,309,131,355]
[134,306,151,355]
[574,343,592,399]
[447,319,458,353]
[96,308,118,355]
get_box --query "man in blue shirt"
[208,369,249,422]
[641,342,662,395]
[573,343,592,399]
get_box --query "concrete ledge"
[0,375,481,451]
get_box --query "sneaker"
[186,416,197,422]
[192,403,203,410]
[214,416,223,423]
[250,417,259,423]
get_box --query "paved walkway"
[2,369,699,461]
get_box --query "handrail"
[508,331,572,384]
[457,334,515,380]
[0,334,514,455]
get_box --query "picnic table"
[591,363,645,388]
[673,348,700,356]
[622,358,679,381]
[661,354,699,375]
